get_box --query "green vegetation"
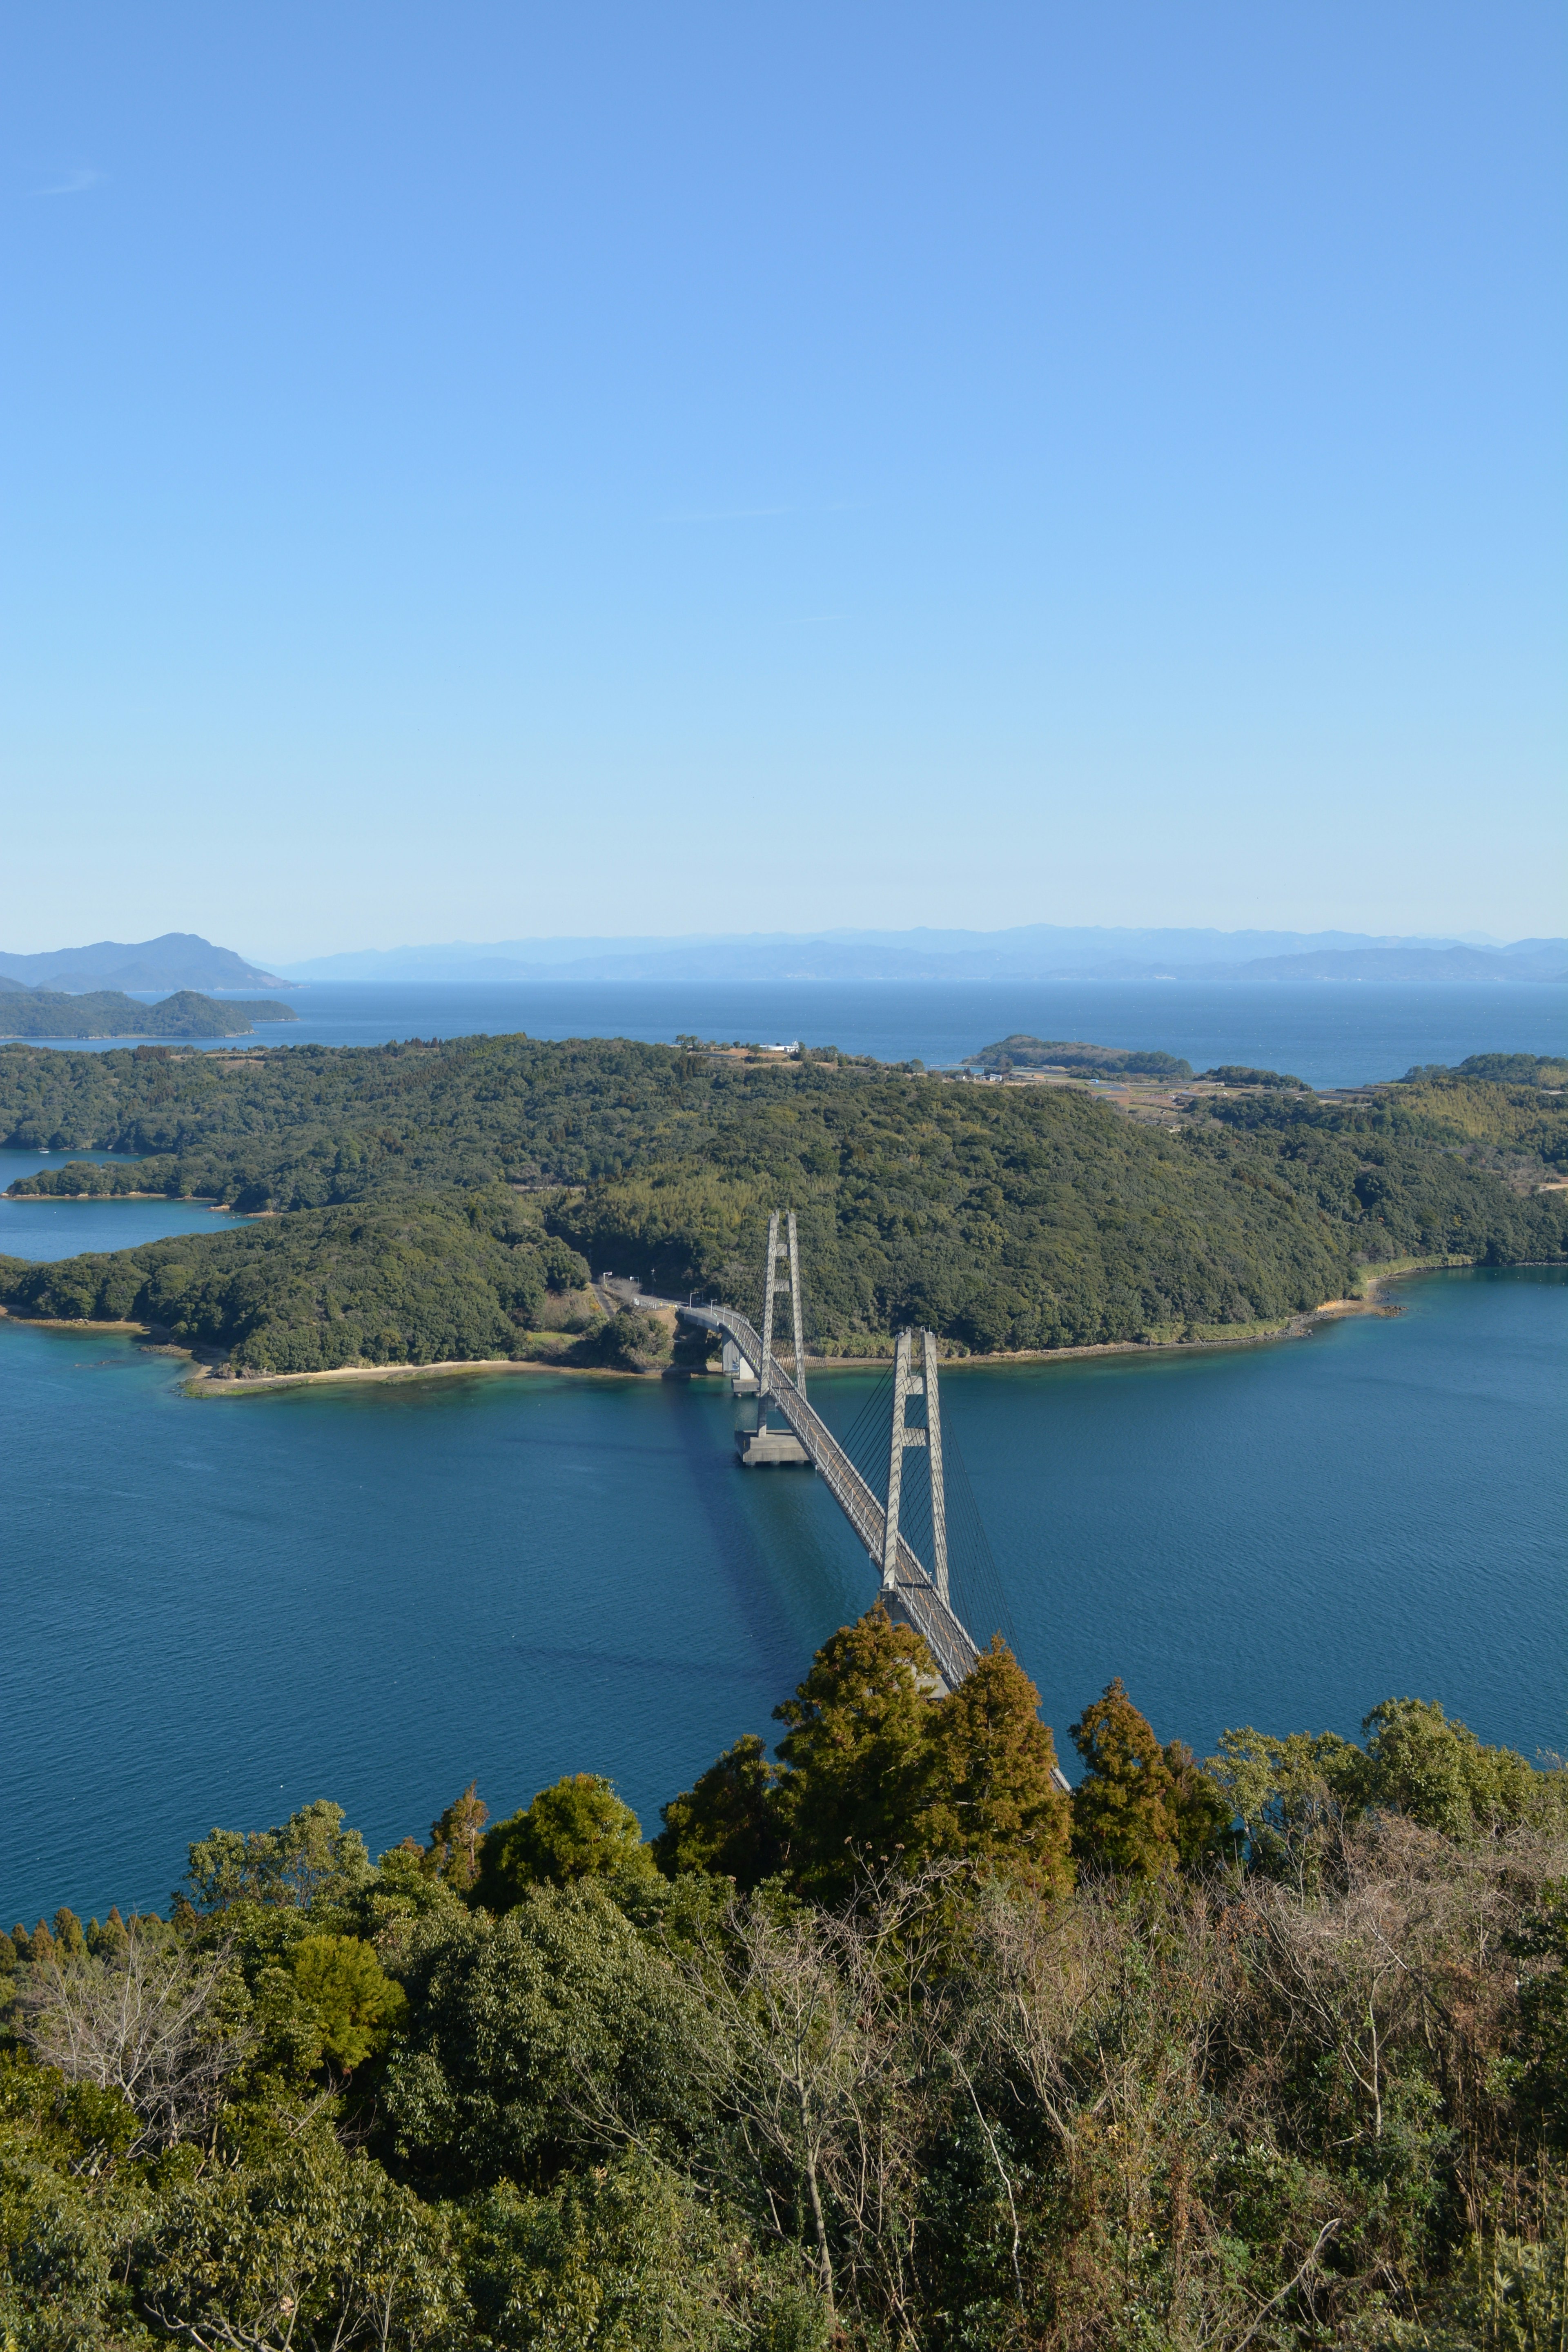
[1404,1051,1568,1088]
[0,1035,1563,1372]
[964,1033,1194,1078]
[5,1610,1568,2348]
[0,987,296,1039]
[1198,1063,1309,1089]
[1199,1067,1568,1183]
[0,1187,590,1373]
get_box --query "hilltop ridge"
[0,1033,1560,1377]
[0,932,290,993]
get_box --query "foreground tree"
[771,1607,935,1897]
[10,1919,252,2155]
[290,1934,407,2075]
[140,2131,463,2350]
[383,1884,721,2192]
[471,1773,655,1912]
[653,1733,784,1887]
[1070,1678,1181,1875]
[182,1799,373,1913]
[423,1779,489,1891]
[1359,1693,1562,1837]
[656,1615,1078,1900]
[924,1635,1074,1895]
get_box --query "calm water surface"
[3,1260,1562,1927]
[4,996,1564,1924]
[28,978,1568,1090]
[0,1149,252,1260]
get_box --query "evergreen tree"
[653,1734,784,1888]
[424,1781,489,1891]
[1069,1679,1180,1875]
[51,1908,87,1960]
[472,1774,655,1911]
[1359,1695,1542,1838]
[773,1607,936,1897]
[924,1637,1074,1895]
[1161,1738,1234,1869]
[290,1934,407,2073]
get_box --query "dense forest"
[0,1036,1562,1374]
[4,1611,1567,2349]
[0,989,296,1040]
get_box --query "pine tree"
[772,1606,936,1897]
[51,1907,87,1959]
[1069,1679,1180,1875]
[924,1636,1074,1895]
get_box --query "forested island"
[0,985,297,1040]
[963,1034,1196,1078]
[4,1610,1567,2347]
[0,1036,1562,1377]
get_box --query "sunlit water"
[2,1166,1562,1925]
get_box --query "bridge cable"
[785,1241,1020,1665]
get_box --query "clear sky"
[2,2,1562,959]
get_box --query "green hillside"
[0,988,296,1039]
[0,1036,1562,1372]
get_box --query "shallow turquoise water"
[2,1259,1562,1929]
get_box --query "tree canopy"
[1,1034,1561,1373]
[5,1618,1568,2348]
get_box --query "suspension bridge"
[631,1212,1004,1698]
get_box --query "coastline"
[2,1192,232,1206]
[0,1254,1479,1396]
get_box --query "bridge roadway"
[673,1301,982,1694]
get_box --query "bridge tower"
[737,1209,810,1466]
[881,1328,949,1609]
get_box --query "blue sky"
[2,2,1562,958]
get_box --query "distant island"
[0,930,290,993]
[0,987,298,1041]
[962,1035,1195,1078]
[8,921,1564,992]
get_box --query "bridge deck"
[677,1303,981,1693]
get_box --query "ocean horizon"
[29,975,1568,1093]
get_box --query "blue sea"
[2,982,1565,1929]
[22,975,1568,1090]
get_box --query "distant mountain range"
[4,927,1563,996]
[277,927,1568,986]
[0,933,289,993]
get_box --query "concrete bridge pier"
[722,1336,758,1394]
[735,1425,809,1466]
